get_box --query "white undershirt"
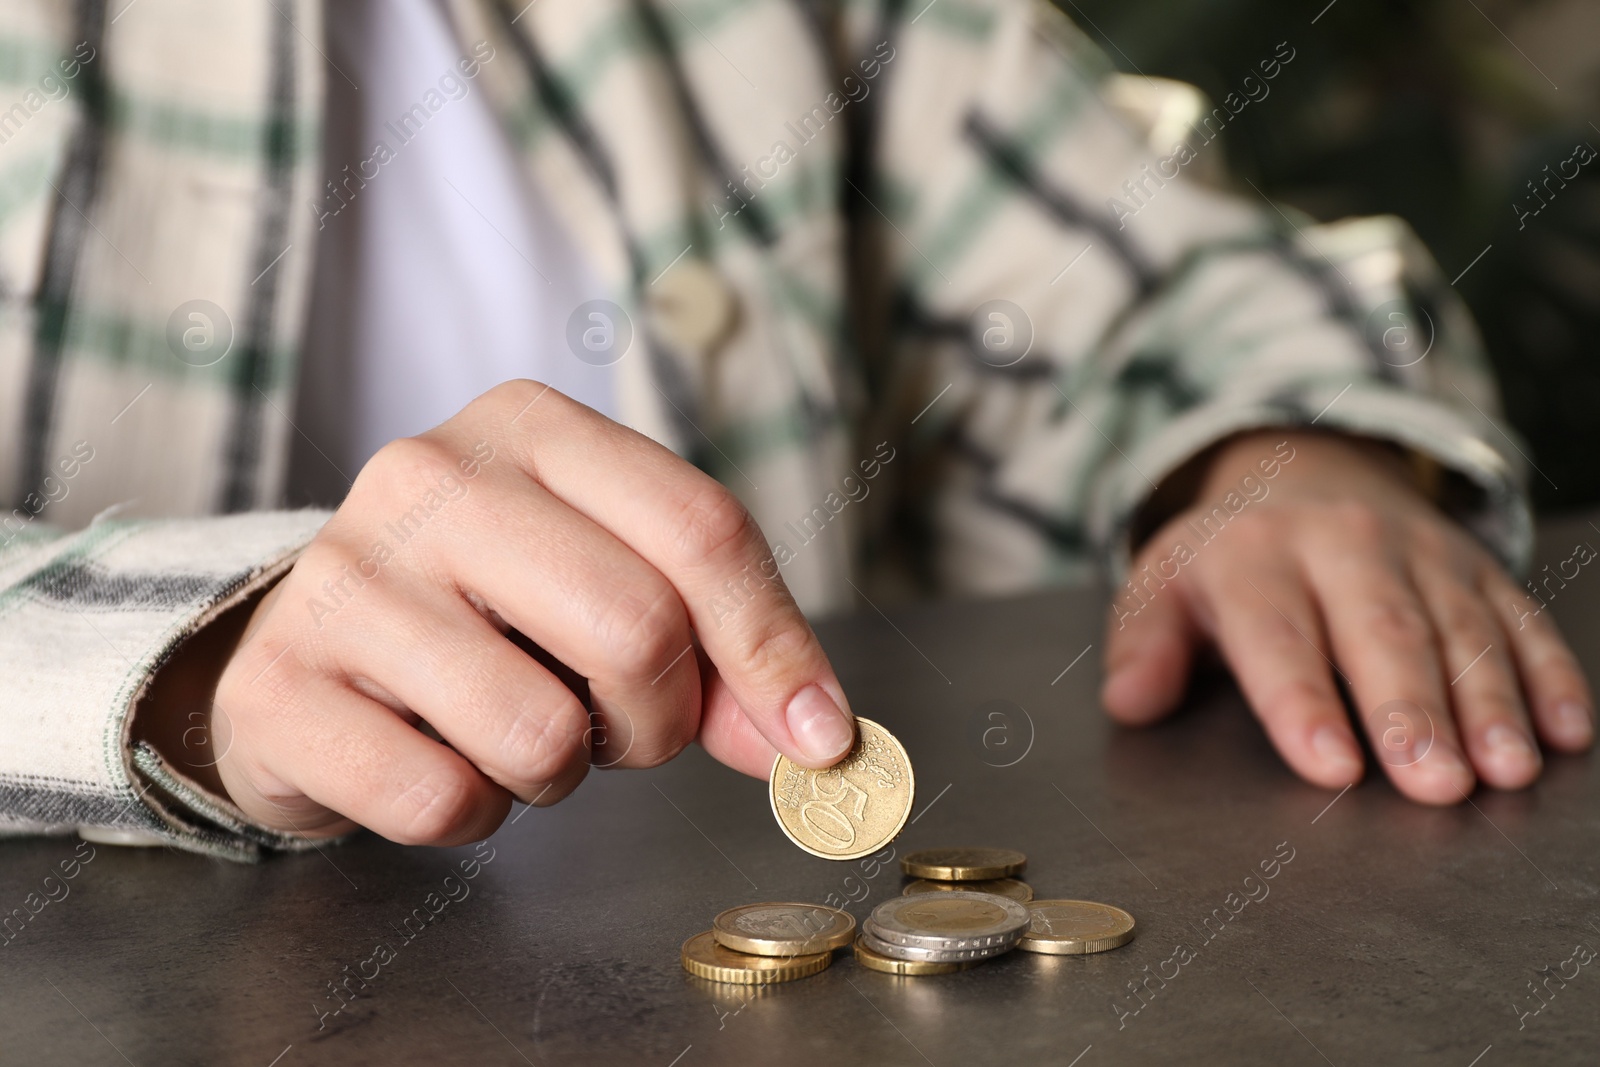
[289,0,614,506]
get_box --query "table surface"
[3,518,1599,1067]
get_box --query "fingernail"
[1552,700,1593,745]
[1311,726,1362,777]
[1484,724,1536,761]
[786,685,856,763]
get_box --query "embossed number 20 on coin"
[769,717,915,861]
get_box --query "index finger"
[461,382,856,769]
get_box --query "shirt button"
[647,258,739,354]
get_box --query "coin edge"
[898,847,1028,881]
[680,931,834,984]
[852,934,975,975]
[859,925,1018,963]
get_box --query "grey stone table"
[3,518,1598,1067]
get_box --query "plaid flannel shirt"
[0,0,1527,858]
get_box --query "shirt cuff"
[0,509,332,861]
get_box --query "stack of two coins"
[901,846,1034,902]
[681,903,857,985]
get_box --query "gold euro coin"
[1016,900,1136,955]
[903,877,1033,903]
[769,717,914,861]
[852,934,977,976]
[712,902,856,956]
[680,931,832,984]
[900,847,1026,881]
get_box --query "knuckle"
[362,435,459,497]
[1363,597,1432,648]
[1438,597,1493,645]
[668,485,762,566]
[1251,612,1317,657]
[1511,599,1563,642]
[738,616,816,679]
[1508,596,1551,634]
[218,633,306,714]
[1407,518,1457,559]
[282,543,368,620]
[1328,500,1389,546]
[1225,511,1279,548]
[497,696,588,785]
[280,537,347,592]
[290,537,346,574]
[392,768,479,845]
[599,582,687,681]
[476,378,554,422]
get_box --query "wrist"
[130,580,276,798]
[1131,428,1432,552]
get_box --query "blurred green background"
[1057,0,1600,513]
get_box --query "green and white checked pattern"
[0,0,1527,856]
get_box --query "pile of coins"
[852,847,1135,973]
[681,847,1137,984]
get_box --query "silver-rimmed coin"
[859,926,1016,963]
[867,891,1030,951]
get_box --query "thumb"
[1101,554,1201,726]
